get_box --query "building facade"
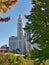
[9,36,18,51]
[9,15,31,54]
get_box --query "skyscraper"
[9,15,31,54]
[17,15,26,54]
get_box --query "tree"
[25,0,49,60]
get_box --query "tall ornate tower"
[9,15,31,54]
[17,15,26,54]
[17,15,25,38]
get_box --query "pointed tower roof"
[19,14,22,18]
[18,14,23,23]
[18,14,25,27]
[19,14,22,19]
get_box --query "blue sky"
[0,0,32,47]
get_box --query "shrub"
[26,60,34,65]
[7,52,16,65]
[16,56,27,65]
[0,52,10,65]
[45,59,49,65]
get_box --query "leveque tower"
[9,15,31,54]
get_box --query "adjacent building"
[9,36,18,51]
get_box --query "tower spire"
[19,14,22,19]
[18,14,23,22]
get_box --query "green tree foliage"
[7,52,16,65]
[45,59,49,65]
[16,49,21,54]
[26,60,34,65]
[25,0,49,60]
[16,56,27,65]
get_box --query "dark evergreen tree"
[25,0,49,60]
